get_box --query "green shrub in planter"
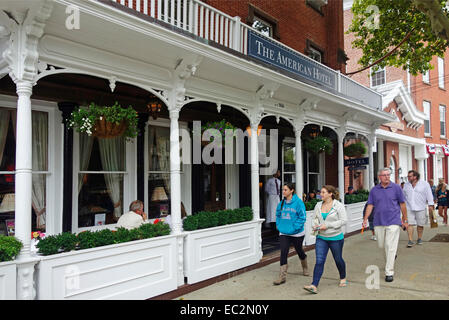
[305,199,321,211]
[153,222,171,236]
[77,231,96,250]
[57,232,78,252]
[94,229,115,247]
[36,234,61,255]
[0,235,23,262]
[216,210,231,226]
[183,215,199,231]
[183,207,254,231]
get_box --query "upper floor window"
[251,16,273,38]
[438,57,445,89]
[247,4,280,39]
[423,100,431,136]
[422,70,430,84]
[440,104,446,137]
[306,0,327,14]
[306,40,324,63]
[370,66,386,87]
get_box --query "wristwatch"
[403,220,408,223]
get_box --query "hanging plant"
[305,136,333,155]
[344,141,367,158]
[68,102,139,139]
[201,119,238,146]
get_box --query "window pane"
[252,17,273,37]
[283,173,295,185]
[371,68,385,87]
[148,126,170,172]
[424,120,430,134]
[78,173,124,227]
[32,111,48,171]
[283,143,295,172]
[439,57,445,88]
[148,173,170,219]
[423,70,429,83]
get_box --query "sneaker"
[385,275,394,282]
[371,235,377,241]
[417,239,423,245]
[407,241,415,248]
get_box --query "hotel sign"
[247,31,337,90]
[344,157,369,167]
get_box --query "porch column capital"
[249,107,264,127]
[1,1,53,84]
[293,118,305,136]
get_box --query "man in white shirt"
[402,170,434,247]
[265,170,281,229]
[116,200,147,230]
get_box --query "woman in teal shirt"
[304,185,347,294]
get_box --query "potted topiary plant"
[69,101,139,139]
[305,136,333,155]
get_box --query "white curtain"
[98,137,124,219]
[0,110,10,166]
[78,133,94,193]
[155,128,170,195]
[31,111,48,229]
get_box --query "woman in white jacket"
[304,185,347,294]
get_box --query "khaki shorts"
[408,210,427,227]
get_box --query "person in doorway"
[402,170,434,247]
[363,168,408,282]
[273,183,308,285]
[304,185,347,294]
[265,170,281,230]
[116,200,147,230]
[436,178,448,226]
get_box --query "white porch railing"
[109,0,382,111]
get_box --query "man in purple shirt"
[363,168,409,283]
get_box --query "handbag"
[429,208,438,228]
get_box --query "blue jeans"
[312,237,346,287]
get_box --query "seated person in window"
[116,200,147,230]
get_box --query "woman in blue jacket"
[273,183,308,285]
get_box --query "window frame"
[422,70,430,84]
[438,57,445,89]
[0,95,57,234]
[144,118,191,217]
[247,4,280,40]
[440,104,446,138]
[282,138,296,187]
[370,66,386,87]
[423,100,431,136]
[306,39,324,64]
[72,130,136,233]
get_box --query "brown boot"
[273,264,288,285]
[301,258,309,276]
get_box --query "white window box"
[183,219,264,284]
[36,234,179,300]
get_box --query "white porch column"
[294,121,304,199]
[337,130,346,204]
[368,136,375,189]
[250,121,260,220]
[169,108,182,235]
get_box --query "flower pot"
[92,118,127,139]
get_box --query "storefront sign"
[348,166,367,171]
[247,31,337,90]
[344,157,369,167]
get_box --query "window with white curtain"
[438,57,445,89]
[77,135,125,228]
[423,101,431,136]
[0,108,48,235]
[440,105,446,137]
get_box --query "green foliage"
[37,222,171,256]
[345,192,370,204]
[344,142,367,157]
[183,207,254,231]
[347,0,449,75]
[305,199,322,211]
[304,136,333,155]
[0,236,23,262]
[68,101,139,139]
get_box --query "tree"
[347,0,449,75]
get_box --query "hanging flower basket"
[201,119,238,147]
[305,136,333,155]
[344,141,367,158]
[69,102,139,139]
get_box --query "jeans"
[312,237,346,287]
[279,235,307,266]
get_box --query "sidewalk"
[176,220,449,300]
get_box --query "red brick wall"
[379,101,421,139]
[206,0,345,71]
